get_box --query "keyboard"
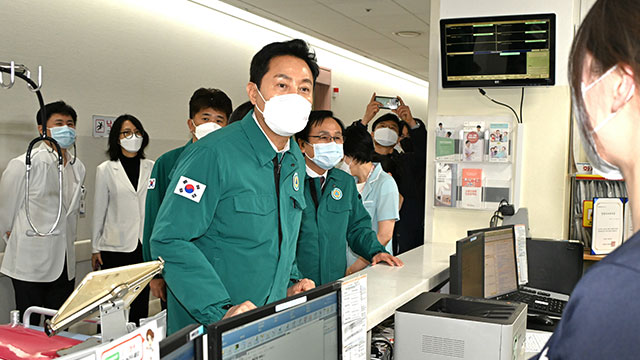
[496,289,567,317]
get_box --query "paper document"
[514,224,528,285]
[526,330,552,354]
[341,274,367,360]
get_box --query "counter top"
[341,242,455,331]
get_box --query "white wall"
[425,0,577,244]
[0,0,428,321]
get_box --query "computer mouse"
[528,314,554,326]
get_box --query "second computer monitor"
[467,225,519,298]
[456,233,484,298]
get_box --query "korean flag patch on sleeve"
[174,176,206,203]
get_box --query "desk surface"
[341,242,455,331]
[583,250,606,261]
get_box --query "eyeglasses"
[308,134,344,144]
[120,129,143,139]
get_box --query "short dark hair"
[107,114,150,160]
[296,110,345,142]
[250,39,319,89]
[371,113,401,133]
[36,101,77,126]
[189,88,233,119]
[228,101,254,125]
[344,124,374,163]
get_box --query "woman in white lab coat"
[92,114,153,325]
[0,101,85,326]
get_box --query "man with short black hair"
[142,88,232,307]
[150,39,317,334]
[0,101,86,325]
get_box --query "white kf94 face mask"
[193,120,222,140]
[255,89,312,137]
[120,136,143,153]
[374,127,399,146]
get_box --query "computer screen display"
[208,282,341,360]
[160,324,205,360]
[440,13,556,88]
[483,227,518,298]
[457,233,484,298]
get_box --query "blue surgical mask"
[306,142,344,170]
[50,125,76,149]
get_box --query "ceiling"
[218,0,431,80]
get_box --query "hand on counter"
[222,300,257,319]
[287,278,315,296]
[371,252,404,267]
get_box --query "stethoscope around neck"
[1,61,64,237]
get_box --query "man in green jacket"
[295,110,403,285]
[150,39,317,334]
[142,88,232,306]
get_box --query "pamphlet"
[460,130,484,162]
[591,197,624,255]
[436,137,456,161]
[514,224,528,286]
[435,123,455,139]
[435,163,457,207]
[489,123,510,162]
[460,168,483,209]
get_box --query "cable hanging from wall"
[478,87,525,124]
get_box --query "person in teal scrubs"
[150,39,317,334]
[295,111,403,285]
[342,125,400,275]
[142,88,232,307]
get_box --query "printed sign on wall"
[93,115,116,138]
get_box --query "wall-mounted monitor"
[440,13,556,88]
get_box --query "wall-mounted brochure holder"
[434,115,522,210]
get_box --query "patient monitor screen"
[484,228,518,297]
[220,293,339,360]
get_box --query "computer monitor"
[159,324,205,360]
[468,225,518,298]
[440,13,556,88]
[207,282,341,360]
[527,238,583,295]
[454,233,485,297]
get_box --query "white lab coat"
[92,158,154,253]
[0,143,85,282]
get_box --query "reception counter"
[342,241,455,331]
